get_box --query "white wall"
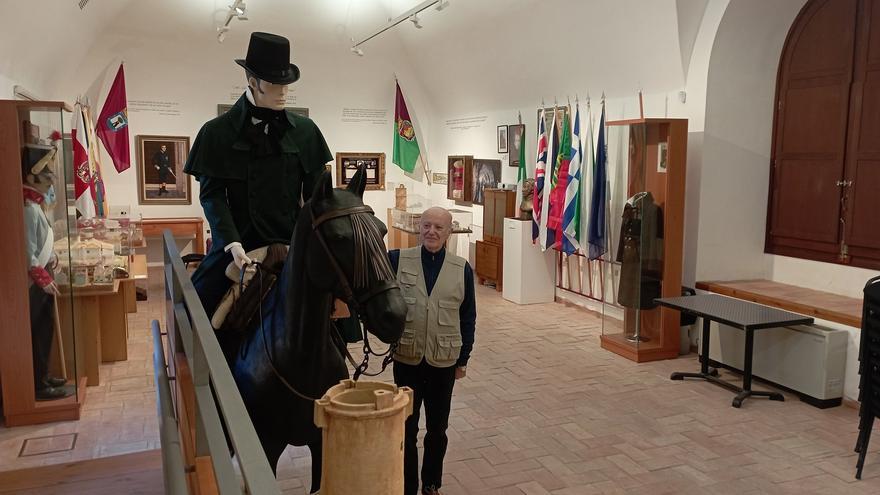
[696,0,806,282]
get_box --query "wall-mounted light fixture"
[351,0,449,56]
[218,0,248,43]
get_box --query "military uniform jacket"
[183,94,332,250]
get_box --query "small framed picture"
[508,124,525,167]
[432,172,448,185]
[497,125,509,153]
[335,152,385,190]
[136,135,192,205]
[657,141,668,173]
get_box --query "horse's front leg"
[308,439,322,494]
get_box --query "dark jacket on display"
[184,93,333,250]
[616,192,664,310]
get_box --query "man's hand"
[455,366,467,380]
[154,165,160,170]
[229,244,253,270]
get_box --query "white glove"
[43,281,60,296]
[227,243,252,270]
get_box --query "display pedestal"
[502,218,555,304]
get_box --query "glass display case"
[449,208,473,233]
[0,100,86,425]
[391,193,430,233]
[599,118,687,362]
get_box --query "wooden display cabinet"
[0,100,87,425]
[599,118,687,363]
[475,188,516,291]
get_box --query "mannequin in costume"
[22,144,71,400]
[184,32,333,332]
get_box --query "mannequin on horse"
[225,169,405,493]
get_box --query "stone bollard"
[314,379,413,495]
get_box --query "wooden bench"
[695,279,862,328]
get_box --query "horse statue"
[219,168,406,493]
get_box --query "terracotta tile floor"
[0,272,162,472]
[2,268,880,494]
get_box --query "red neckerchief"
[22,186,44,205]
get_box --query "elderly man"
[388,207,476,495]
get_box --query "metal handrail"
[155,230,280,494]
[151,320,188,494]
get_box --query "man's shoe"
[422,486,442,495]
[43,376,67,388]
[35,386,70,401]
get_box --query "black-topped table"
[656,293,814,408]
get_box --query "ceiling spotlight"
[410,14,422,29]
[230,2,246,15]
[351,46,364,57]
[435,0,449,10]
[234,2,248,20]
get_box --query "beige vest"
[393,247,465,368]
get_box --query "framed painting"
[508,124,525,167]
[135,135,191,205]
[335,152,385,190]
[471,158,502,205]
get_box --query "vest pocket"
[395,328,416,358]
[435,334,462,362]
[399,271,418,287]
[404,296,416,322]
[437,300,458,327]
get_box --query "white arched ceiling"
[4,0,688,113]
[676,0,710,79]
[0,0,135,98]
[388,0,687,116]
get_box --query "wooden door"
[844,0,880,267]
[767,0,858,258]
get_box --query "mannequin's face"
[26,169,55,194]
[248,76,289,110]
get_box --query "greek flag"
[561,103,582,255]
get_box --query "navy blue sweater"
[388,247,476,367]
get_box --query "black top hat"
[235,32,300,85]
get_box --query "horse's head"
[304,168,406,344]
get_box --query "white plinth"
[502,218,556,304]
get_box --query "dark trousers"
[393,359,457,495]
[29,284,54,389]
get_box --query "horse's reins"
[253,203,400,403]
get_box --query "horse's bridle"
[309,203,401,380]
[309,204,399,314]
[255,202,401,402]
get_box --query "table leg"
[732,328,784,408]
[671,317,723,383]
[700,317,710,374]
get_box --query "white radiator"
[699,321,847,405]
